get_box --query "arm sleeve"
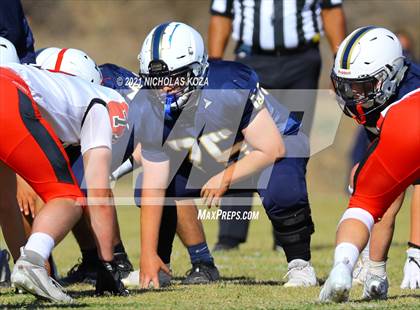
[210,0,235,18]
[80,104,113,155]
[321,0,343,9]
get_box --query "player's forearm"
[218,148,283,187]
[87,188,115,261]
[140,189,165,253]
[208,15,232,59]
[321,7,347,54]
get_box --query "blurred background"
[21,0,419,195]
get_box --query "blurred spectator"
[396,30,417,62]
[208,0,346,251]
[0,0,35,63]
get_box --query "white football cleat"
[122,264,172,288]
[319,262,352,302]
[363,271,388,300]
[283,259,317,287]
[11,248,73,303]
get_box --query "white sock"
[334,242,360,272]
[25,232,55,261]
[360,238,370,262]
[369,260,387,278]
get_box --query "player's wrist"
[141,244,158,255]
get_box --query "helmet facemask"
[140,58,208,117]
[331,59,407,124]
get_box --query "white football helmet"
[0,37,19,65]
[37,47,102,84]
[35,47,60,67]
[138,22,208,112]
[332,26,407,124]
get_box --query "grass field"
[0,192,418,309]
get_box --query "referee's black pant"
[216,46,321,249]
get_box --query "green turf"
[1,193,418,309]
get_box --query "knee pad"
[259,159,309,213]
[268,205,314,245]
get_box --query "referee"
[209,0,346,253]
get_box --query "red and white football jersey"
[3,63,128,154]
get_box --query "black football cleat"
[95,260,129,296]
[182,262,220,285]
[114,252,134,279]
[60,258,98,286]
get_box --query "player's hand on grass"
[401,247,420,289]
[201,173,229,208]
[16,174,38,218]
[140,252,171,289]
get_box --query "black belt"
[235,41,319,57]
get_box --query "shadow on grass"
[350,293,420,303]
[317,278,326,286]
[217,276,284,286]
[66,288,96,298]
[128,287,184,295]
[387,294,420,300]
[0,301,88,309]
[67,287,181,298]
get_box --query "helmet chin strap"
[165,94,176,116]
[354,103,367,125]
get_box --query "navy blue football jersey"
[364,60,420,141]
[395,60,420,100]
[99,63,140,102]
[130,60,307,179]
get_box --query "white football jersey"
[4,63,128,154]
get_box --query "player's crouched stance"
[319,27,420,302]
[136,22,317,289]
[0,63,129,302]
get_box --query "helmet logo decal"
[338,69,351,75]
[341,26,376,70]
[168,23,180,45]
[152,22,171,61]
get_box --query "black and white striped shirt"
[210,0,342,51]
